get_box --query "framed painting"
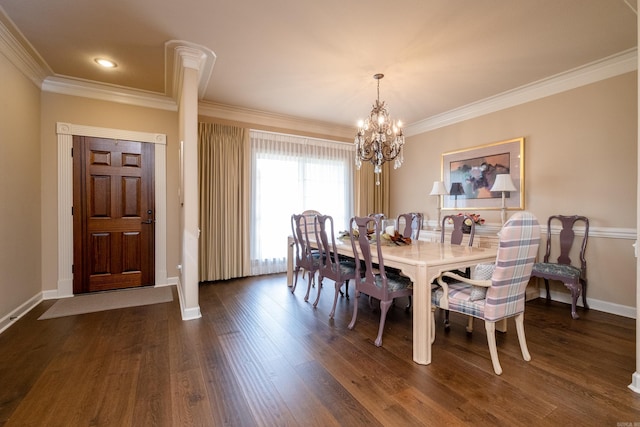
[441,137,524,211]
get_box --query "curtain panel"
[250,130,354,276]
[198,123,250,282]
[354,161,390,218]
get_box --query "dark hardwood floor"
[1,274,638,426]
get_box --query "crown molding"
[40,41,219,112]
[42,76,178,111]
[405,48,638,136]
[198,101,355,140]
[2,6,636,131]
[0,13,50,87]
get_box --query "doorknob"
[142,219,154,224]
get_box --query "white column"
[175,45,210,320]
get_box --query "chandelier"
[354,73,405,185]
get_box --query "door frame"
[56,122,168,297]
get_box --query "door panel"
[73,136,155,294]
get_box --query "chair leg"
[484,321,503,375]
[291,267,300,293]
[544,279,551,301]
[465,316,474,333]
[374,300,392,347]
[514,313,531,362]
[312,276,324,308]
[347,290,360,330]
[444,310,450,330]
[581,278,589,310]
[328,280,343,318]
[344,281,350,299]
[496,318,507,333]
[304,271,315,302]
[569,284,580,319]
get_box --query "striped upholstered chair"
[431,211,541,375]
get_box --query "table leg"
[412,264,431,365]
[287,237,293,286]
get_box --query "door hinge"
[71,147,73,157]
[71,206,73,215]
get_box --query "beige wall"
[392,72,638,310]
[0,51,42,323]
[39,93,180,292]
[1,54,635,323]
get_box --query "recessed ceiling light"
[95,58,117,68]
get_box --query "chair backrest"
[314,214,339,273]
[291,213,315,269]
[301,209,321,237]
[291,214,303,265]
[349,216,390,297]
[441,214,475,246]
[397,212,423,240]
[543,215,589,273]
[484,212,541,321]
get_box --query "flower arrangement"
[464,213,485,226]
[448,213,485,226]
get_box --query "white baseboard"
[0,293,43,335]
[2,275,198,335]
[154,276,178,288]
[42,289,74,300]
[174,277,202,321]
[629,372,640,394]
[539,288,636,319]
[182,306,202,320]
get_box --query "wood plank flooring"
[1,274,638,426]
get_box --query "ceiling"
[0,0,637,130]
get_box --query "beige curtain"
[354,161,390,218]
[198,122,250,281]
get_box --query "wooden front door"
[73,136,155,294]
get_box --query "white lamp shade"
[429,180,448,195]
[490,174,517,192]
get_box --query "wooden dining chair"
[348,215,413,347]
[439,214,476,328]
[531,215,589,319]
[313,214,358,318]
[431,211,541,375]
[393,212,423,310]
[290,213,322,302]
[441,214,476,246]
[397,212,423,240]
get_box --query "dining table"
[286,234,498,366]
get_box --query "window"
[250,130,354,275]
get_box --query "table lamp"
[449,182,465,209]
[490,174,517,224]
[429,181,448,230]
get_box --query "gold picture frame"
[441,137,524,211]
